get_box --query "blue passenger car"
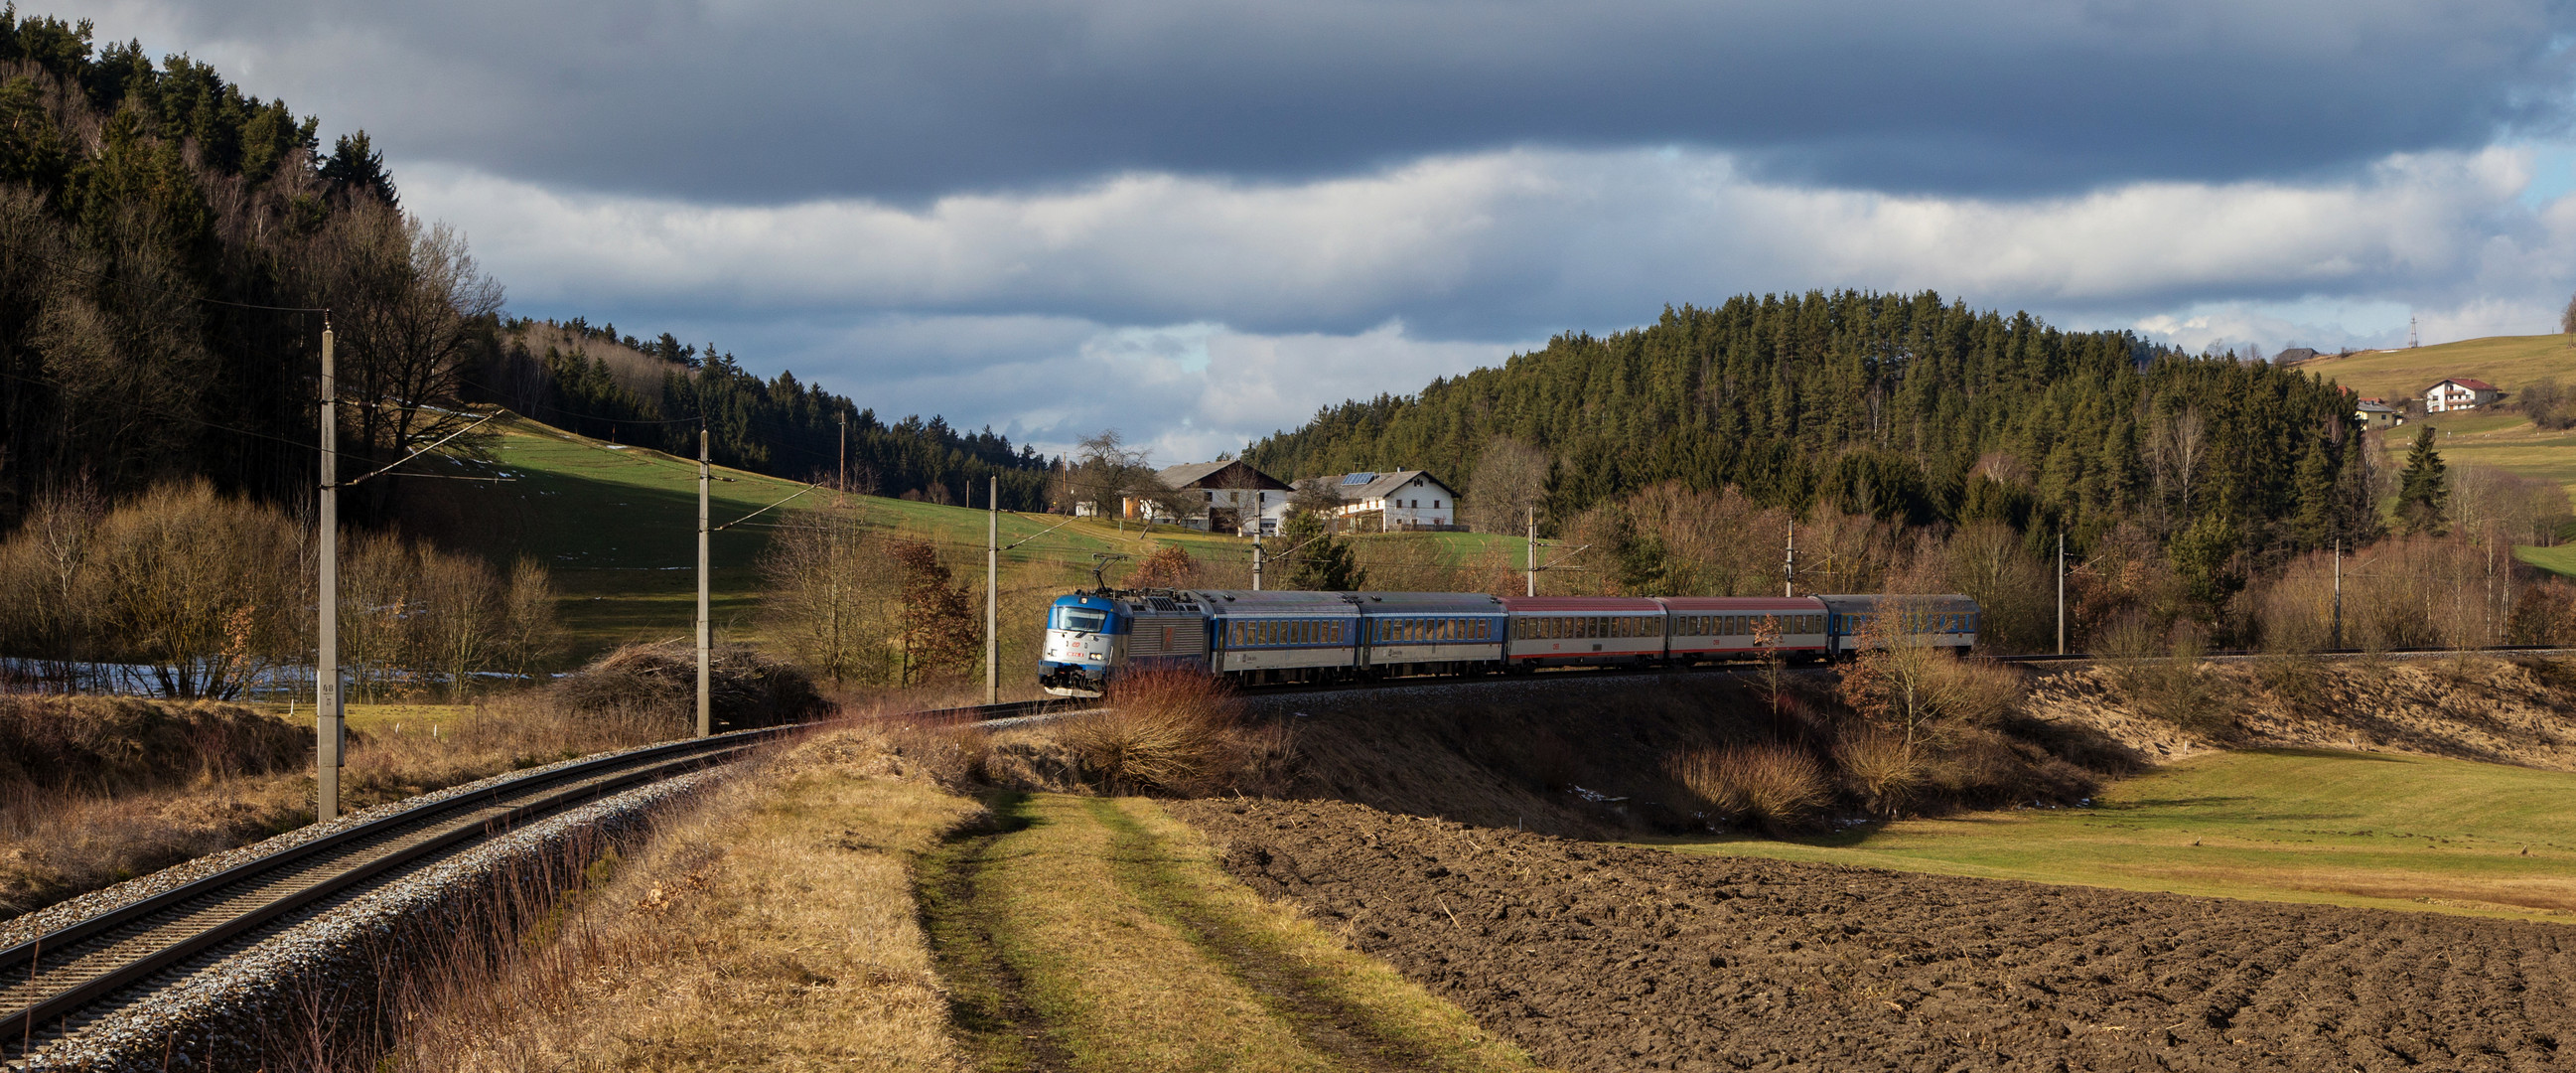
[1818,594,1979,658]
[1353,591,1507,674]
[1202,590,1361,685]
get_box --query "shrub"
[1059,671,1290,796]
[2102,618,2237,736]
[1832,730,1923,818]
[550,642,826,734]
[1669,743,1831,835]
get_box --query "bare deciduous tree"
[87,482,301,698]
[2147,405,2210,525]
[310,203,505,475]
[1056,429,1186,523]
[1467,435,1550,535]
[759,502,897,687]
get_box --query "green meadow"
[1646,748,2576,923]
[437,414,1532,658]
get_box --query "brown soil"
[2024,656,2576,770]
[1176,797,2576,1073]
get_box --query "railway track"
[0,726,778,1064]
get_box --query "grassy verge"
[391,725,987,1071]
[1642,747,2576,922]
[921,791,1546,1073]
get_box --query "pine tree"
[2287,436,2338,549]
[1279,510,1365,591]
[319,130,397,206]
[2395,425,2448,535]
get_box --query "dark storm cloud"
[117,0,2576,203]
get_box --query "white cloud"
[418,142,2575,329]
[403,143,2576,457]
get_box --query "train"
[1037,589,1980,697]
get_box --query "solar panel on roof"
[1342,472,1376,485]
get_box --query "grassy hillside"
[426,413,1534,659]
[2289,333,2576,400]
[2292,336,2576,578]
[1653,748,2576,923]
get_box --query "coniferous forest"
[0,11,1052,531]
[1248,294,2380,564]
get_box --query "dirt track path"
[1179,797,2576,1073]
[917,793,1546,1073]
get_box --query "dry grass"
[1670,744,1832,835]
[385,722,984,1072]
[0,684,719,918]
[381,726,1533,1073]
[0,693,311,912]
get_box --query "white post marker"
[1525,507,1537,597]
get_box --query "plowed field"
[1176,798,2576,1073]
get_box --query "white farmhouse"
[1130,460,1292,535]
[2424,378,2499,413]
[1326,470,1461,532]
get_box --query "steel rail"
[0,725,781,1055]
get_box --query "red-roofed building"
[2424,378,2499,413]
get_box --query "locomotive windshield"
[1053,606,1109,634]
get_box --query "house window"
[1434,499,1441,509]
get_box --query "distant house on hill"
[2274,347,2322,365]
[1128,459,1292,535]
[1324,470,1461,532]
[2354,397,2402,429]
[2424,378,2499,413]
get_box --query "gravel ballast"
[15,766,728,1072]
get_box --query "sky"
[54,0,2576,464]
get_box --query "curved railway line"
[0,727,794,1065]
[1,640,2564,1064]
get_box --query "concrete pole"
[696,426,711,737]
[1525,506,1537,597]
[1251,529,1263,591]
[986,475,998,704]
[2056,532,2066,656]
[2333,538,2344,651]
[316,323,342,822]
[1785,521,1795,598]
